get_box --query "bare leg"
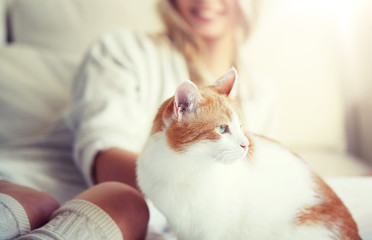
[0,180,60,230]
[74,182,149,240]
[1,181,149,240]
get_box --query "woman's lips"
[190,8,225,22]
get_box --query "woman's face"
[175,0,240,41]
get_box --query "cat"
[136,68,361,240]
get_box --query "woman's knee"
[0,180,60,230]
[75,182,149,240]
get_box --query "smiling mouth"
[190,8,225,22]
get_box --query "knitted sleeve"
[68,30,156,186]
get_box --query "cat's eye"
[216,125,228,134]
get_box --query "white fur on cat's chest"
[137,133,329,240]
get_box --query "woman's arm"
[94,148,140,191]
[69,30,164,188]
[69,31,146,187]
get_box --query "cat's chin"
[214,150,247,165]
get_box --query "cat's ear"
[213,67,238,98]
[174,80,201,121]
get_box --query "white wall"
[245,0,372,163]
[339,0,372,163]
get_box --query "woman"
[0,0,274,239]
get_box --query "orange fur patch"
[151,96,174,135]
[151,87,243,152]
[294,173,361,239]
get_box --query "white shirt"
[68,29,277,186]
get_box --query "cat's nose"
[240,138,249,149]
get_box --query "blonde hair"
[157,0,251,84]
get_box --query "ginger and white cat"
[137,68,360,240]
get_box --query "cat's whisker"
[217,151,231,163]
[213,151,224,160]
[216,152,228,162]
[245,148,255,162]
[214,148,244,163]
[214,149,229,161]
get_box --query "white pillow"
[8,0,163,55]
[0,44,80,144]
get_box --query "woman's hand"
[93,148,140,191]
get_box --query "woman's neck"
[201,33,236,82]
